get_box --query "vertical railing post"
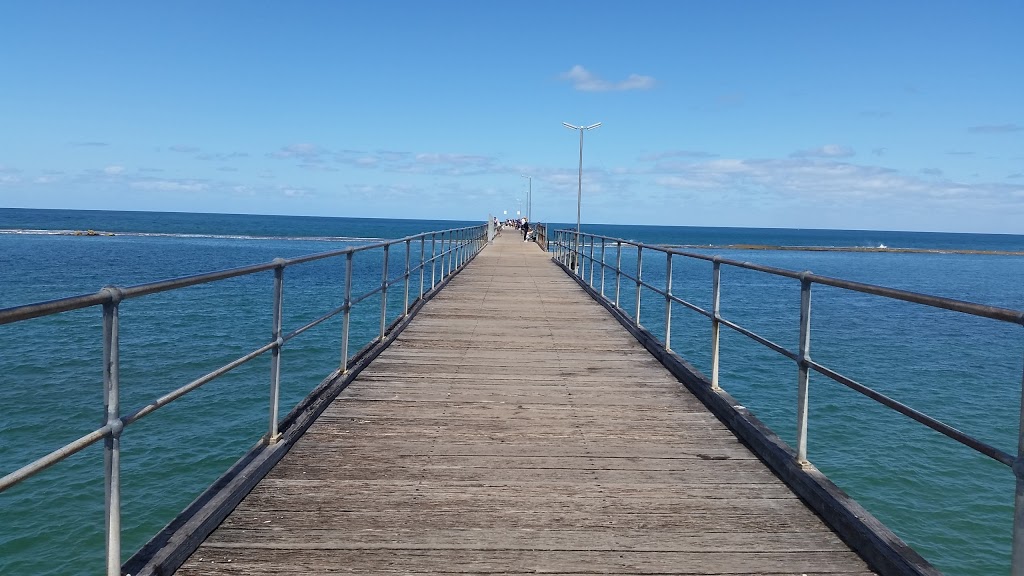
[268,261,285,444]
[711,259,722,390]
[431,233,437,289]
[340,252,353,373]
[459,228,465,268]
[404,239,411,317]
[101,287,123,576]
[600,238,606,298]
[380,245,390,340]
[447,231,454,277]
[569,232,576,273]
[566,231,572,268]
[796,273,813,465]
[437,232,444,282]
[419,236,426,299]
[444,229,452,276]
[1012,356,1024,576]
[440,231,447,281]
[664,252,673,351]
[452,229,459,271]
[615,241,622,308]
[570,231,577,274]
[588,235,596,287]
[456,229,462,269]
[635,246,643,326]
[581,233,589,278]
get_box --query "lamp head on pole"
[563,122,601,131]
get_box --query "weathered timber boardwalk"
[175,232,876,575]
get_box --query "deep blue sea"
[2,208,1022,576]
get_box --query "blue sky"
[1,1,1021,233]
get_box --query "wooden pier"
[166,232,882,575]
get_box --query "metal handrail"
[534,223,549,251]
[0,222,488,576]
[550,227,1024,574]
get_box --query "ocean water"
[2,209,1022,575]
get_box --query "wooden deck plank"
[174,233,875,575]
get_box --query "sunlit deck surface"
[176,231,875,575]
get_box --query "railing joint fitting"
[100,285,126,305]
[108,417,125,439]
[1013,456,1024,479]
[264,432,283,445]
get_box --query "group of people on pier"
[495,216,532,242]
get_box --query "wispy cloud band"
[560,65,655,92]
[968,123,1022,134]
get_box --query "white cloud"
[968,123,1022,134]
[336,149,408,168]
[790,145,855,158]
[639,150,718,161]
[335,148,501,176]
[270,143,325,161]
[130,179,207,192]
[197,151,249,161]
[645,156,1024,209]
[280,186,311,198]
[103,165,126,175]
[560,65,655,92]
[414,153,492,165]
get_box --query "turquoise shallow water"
[2,208,1023,575]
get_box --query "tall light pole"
[563,122,601,271]
[521,174,532,221]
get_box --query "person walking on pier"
[522,218,530,242]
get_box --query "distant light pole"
[563,122,601,271]
[521,174,532,221]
